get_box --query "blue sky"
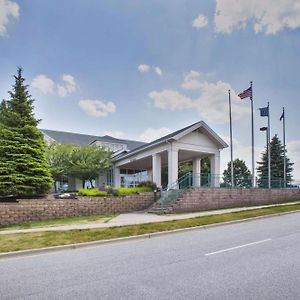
[0,0,300,178]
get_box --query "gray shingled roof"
[42,121,227,162]
[41,129,146,151]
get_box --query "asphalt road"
[1,212,300,300]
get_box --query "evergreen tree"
[223,158,251,187]
[257,134,293,187]
[0,68,52,197]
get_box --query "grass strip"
[0,214,116,231]
[1,202,300,253]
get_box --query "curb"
[1,209,300,260]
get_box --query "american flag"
[238,86,252,99]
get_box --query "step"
[148,208,172,214]
[147,204,173,214]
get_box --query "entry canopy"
[113,121,228,162]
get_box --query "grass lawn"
[0,214,116,231]
[1,202,300,253]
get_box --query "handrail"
[159,172,192,207]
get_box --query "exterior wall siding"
[0,193,154,226]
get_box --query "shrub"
[78,189,108,197]
[78,186,152,197]
[116,187,151,196]
[137,181,156,190]
[106,186,119,196]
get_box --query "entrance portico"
[113,121,228,189]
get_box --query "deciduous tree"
[45,142,73,190]
[69,145,112,188]
[46,142,112,189]
[223,158,251,187]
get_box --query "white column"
[75,178,83,190]
[152,153,162,188]
[113,166,121,188]
[98,174,107,188]
[168,147,178,188]
[147,170,153,182]
[95,176,100,189]
[210,151,220,187]
[192,158,201,187]
[67,176,75,191]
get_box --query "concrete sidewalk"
[1,201,300,235]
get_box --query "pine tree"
[223,158,252,187]
[0,68,53,197]
[257,134,293,187]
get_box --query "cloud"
[154,67,162,76]
[138,64,150,73]
[149,89,194,111]
[0,0,19,36]
[287,140,300,179]
[181,70,204,90]
[192,14,208,29]
[214,0,300,34]
[138,64,163,77]
[31,75,55,95]
[57,74,77,97]
[104,130,125,139]
[140,127,172,143]
[32,74,77,97]
[195,80,249,123]
[149,71,249,124]
[79,99,116,117]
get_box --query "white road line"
[205,238,272,256]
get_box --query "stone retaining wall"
[171,188,300,213]
[0,193,154,226]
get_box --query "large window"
[120,169,148,187]
[92,141,127,153]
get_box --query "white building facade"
[42,121,228,190]
[112,121,227,189]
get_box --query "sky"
[0,0,300,178]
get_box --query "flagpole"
[267,102,271,189]
[283,107,286,187]
[228,90,234,187]
[250,81,255,187]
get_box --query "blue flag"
[259,106,269,117]
[280,110,284,121]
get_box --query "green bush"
[137,181,156,190]
[78,186,152,197]
[117,187,152,196]
[78,189,108,197]
[106,186,119,196]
